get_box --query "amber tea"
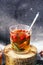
[10,24,32,53]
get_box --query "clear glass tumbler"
[9,24,32,53]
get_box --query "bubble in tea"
[10,24,31,53]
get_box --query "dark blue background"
[0,0,43,44]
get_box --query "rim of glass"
[9,24,32,32]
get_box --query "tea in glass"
[10,24,32,53]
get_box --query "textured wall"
[0,0,43,44]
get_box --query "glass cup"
[9,24,32,54]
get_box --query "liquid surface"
[10,29,31,52]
